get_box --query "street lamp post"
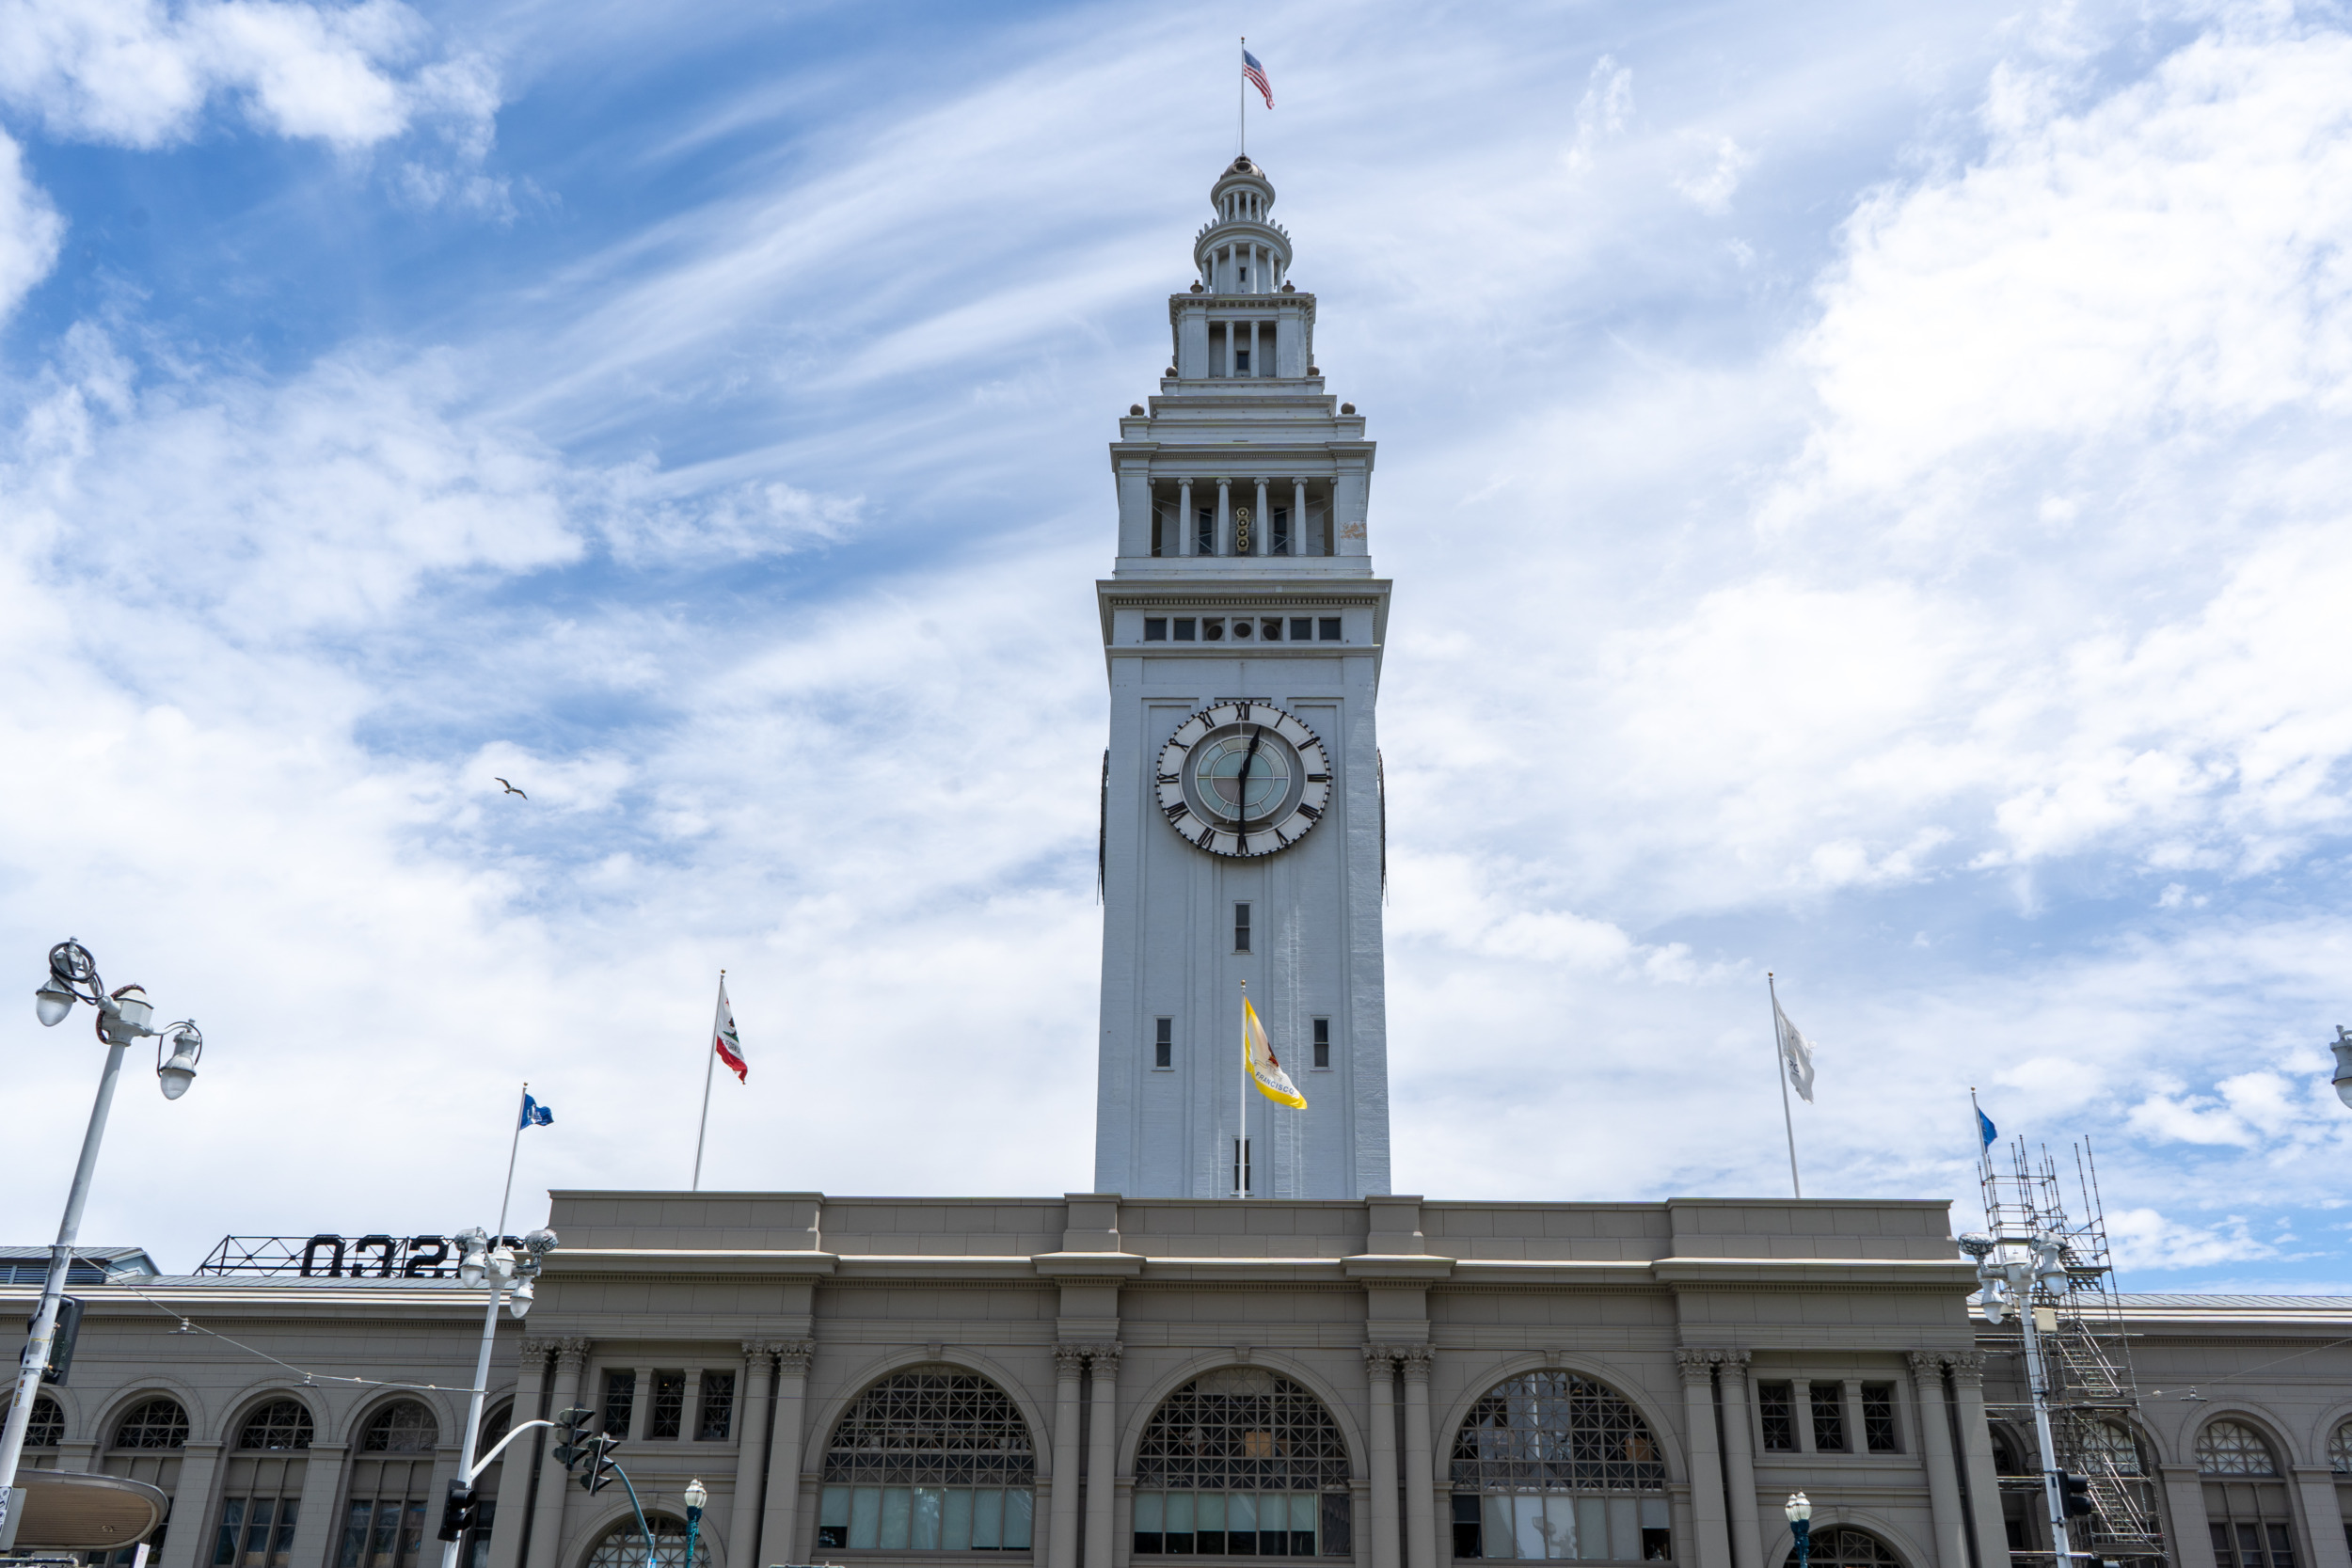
[1963,1229,2076,1561]
[2328,1026,2352,1108]
[0,940,203,1546]
[683,1479,708,1568]
[1785,1493,1812,1568]
[439,1227,558,1568]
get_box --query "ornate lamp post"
[1,941,204,1546]
[439,1227,558,1568]
[683,1480,708,1568]
[1785,1493,1812,1568]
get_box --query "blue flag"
[521,1093,553,1129]
[1977,1108,1997,1148]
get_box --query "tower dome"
[1194,155,1290,294]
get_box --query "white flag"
[1773,997,1817,1103]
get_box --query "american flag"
[1243,48,1274,109]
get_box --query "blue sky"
[4,0,2352,1290]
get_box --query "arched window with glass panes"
[1449,1370,1670,1562]
[340,1401,441,1568]
[2199,1419,2299,1568]
[95,1398,189,1568]
[585,1513,708,1568]
[815,1367,1037,1552]
[215,1398,314,1568]
[2329,1419,2352,1559]
[1131,1368,1352,1558]
[1787,1528,1900,1568]
[1,1393,65,1455]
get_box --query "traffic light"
[2058,1471,2097,1518]
[580,1433,623,1495]
[41,1297,85,1385]
[437,1481,481,1543]
[550,1407,594,1472]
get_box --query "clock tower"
[1093,156,1391,1199]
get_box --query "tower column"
[1084,1347,1121,1568]
[1178,480,1194,557]
[1050,1345,1087,1568]
[759,1339,816,1564]
[1216,479,1232,558]
[1908,1353,1967,1568]
[1292,479,1307,555]
[1255,479,1270,556]
[523,1338,590,1568]
[1719,1352,1762,1568]
[1677,1351,1733,1568]
[727,1344,775,1568]
[1947,1354,2010,1568]
[1399,1348,1438,1568]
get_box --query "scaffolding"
[1978,1139,2169,1568]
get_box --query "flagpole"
[1768,973,1802,1199]
[1237,979,1249,1198]
[692,971,723,1192]
[1971,1085,1991,1182]
[497,1083,528,1237]
[1238,38,1247,157]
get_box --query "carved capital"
[1089,1343,1123,1379]
[1396,1346,1434,1381]
[1362,1345,1399,1374]
[1907,1351,1947,1378]
[1675,1348,1720,1383]
[770,1338,816,1373]
[519,1337,560,1361]
[1055,1343,1092,1377]
[554,1337,593,1373]
[1946,1351,1986,1381]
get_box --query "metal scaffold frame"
[1976,1139,2169,1568]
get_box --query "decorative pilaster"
[1716,1352,1761,1568]
[286,1444,350,1568]
[1178,480,1195,557]
[1906,1354,1968,1568]
[1291,479,1307,556]
[1216,479,1232,558]
[728,1344,775,1568]
[1676,1351,1733,1568]
[483,1338,556,1568]
[1945,1354,2010,1568]
[627,1367,653,1442]
[1254,479,1270,556]
[1051,1344,1089,1568]
[2295,1467,2352,1568]
[1363,1348,1402,1568]
[153,1443,221,1568]
[1396,1348,1438,1568]
[1085,1346,1122,1568]
[759,1339,816,1565]
[523,1339,590,1568]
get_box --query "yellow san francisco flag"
[1243,995,1308,1109]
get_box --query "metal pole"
[0,1036,131,1535]
[692,973,723,1191]
[1768,974,1801,1199]
[497,1086,528,1238]
[2017,1269,2075,1560]
[610,1465,656,1568]
[440,1279,505,1568]
[1238,38,1246,158]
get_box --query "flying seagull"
[495,778,528,799]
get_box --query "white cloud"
[1565,55,1633,170]
[0,129,61,323]
[1675,135,1756,214]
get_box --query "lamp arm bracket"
[466,1418,551,1484]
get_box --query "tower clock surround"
[1094,156,1392,1200]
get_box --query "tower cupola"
[1194,156,1290,294]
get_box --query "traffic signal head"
[437,1481,481,1542]
[580,1433,623,1494]
[551,1407,595,1470]
[2059,1471,2097,1518]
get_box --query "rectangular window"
[820,1486,1032,1550]
[1154,1017,1173,1069]
[215,1497,300,1568]
[1448,1495,1669,1560]
[1317,617,1342,640]
[1810,1383,1847,1452]
[1174,618,1196,641]
[1232,1138,1251,1196]
[1198,509,1216,554]
[1757,1381,1796,1451]
[1235,350,1250,372]
[697,1370,735,1441]
[1862,1383,1899,1452]
[1234,903,1251,953]
[1272,507,1291,555]
[1291,617,1312,641]
[648,1370,686,1439]
[602,1370,634,1435]
[1312,1018,1330,1069]
[1144,618,1168,641]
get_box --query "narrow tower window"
[1154,1018,1173,1069]
[1232,1137,1252,1196]
[1312,1019,1330,1069]
[1233,904,1251,954]
[1271,507,1290,555]
[1197,508,1216,555]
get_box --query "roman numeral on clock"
[1296,803,1322,821]
[1157,773,1180,784]
[1164,801,1190,824]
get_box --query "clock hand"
[1236,726,1265,836]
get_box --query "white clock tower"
[1093,156,1391,1199]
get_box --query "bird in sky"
[495,778,528,799]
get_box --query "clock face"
[1155,702,1332,858]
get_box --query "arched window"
[1449,1370,1669,1561]
[2200,1419,2298,1568]
[816,1367,1036,1552]
[114,1398,190,1449]
[220,1399,314,1568]
[238,1400,314,1451]
[585,1514,709,1568]
[1132,1368,1350,1558]
[341,1403,439,1568]
[2199,1422,2278,1477]
[2,1393,65,1448]
[360,1402,438,1453]
[1798,1529,1900,1568]
[2081,1422,2145,1477]
[2329,1420,2352,1477]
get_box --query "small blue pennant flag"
[521,1093,553,1130]
[1977,1108,1997,1148]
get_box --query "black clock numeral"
[1195,825,1216,850]
[1296,803,1322,821]
[1306,773,1329,783]
[1237,703,1251,721]
[1164,801,1190,824]
[1157,772,1180,784]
